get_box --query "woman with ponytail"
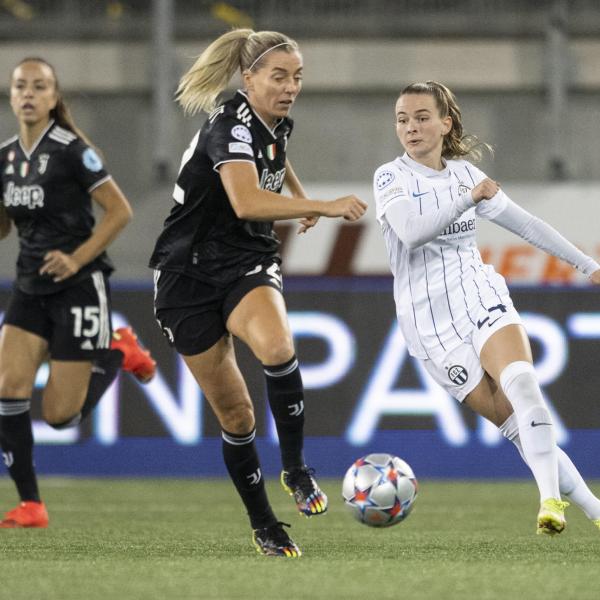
[150,29,367,557]
[373,80,600,536]
[0,58,156,528]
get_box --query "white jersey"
[373,153,511,360]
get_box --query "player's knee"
[0,371,33,398]
[257,337,294,367]
[219,403,255,434]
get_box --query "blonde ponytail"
[177,28,299,115]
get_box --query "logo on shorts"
[448,365,468,385]
[476,304,507,329]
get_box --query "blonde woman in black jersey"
[150,29,367,557]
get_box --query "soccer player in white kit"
[373,80,600,535]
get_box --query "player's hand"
[324,195,367,221]
[40,250,81,282]
[298,216,320,234]
[471,178,500,204]
[590,269,600,285]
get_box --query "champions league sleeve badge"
[82,148,103,172]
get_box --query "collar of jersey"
[235,89,285,139]
[18,119,55,160]
[397,152,450,179]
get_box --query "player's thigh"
[464,372,514,427]
[226,286,294,365]
[42,360,93,423]
[479,324,532,383]
[47,272,113,361]
[182,335,255,433]
[0,324,48,397]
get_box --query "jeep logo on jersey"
[448,365,468,385]
[3,182,44,209]
[259,167,286,192]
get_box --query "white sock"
[499,361,559,502]
[500,413,600,519]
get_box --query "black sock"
[264,356,305,471]
[80,349,123,421]
[222,429,276,529]
[0,399,40,502]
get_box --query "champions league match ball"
[342,453,418,527]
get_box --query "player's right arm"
[373,165,474,249]
[219,161,366,222]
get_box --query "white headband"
[247,42,292,71]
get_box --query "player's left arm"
[285,159,319,234]
[40,179,133,282]
[489,197,600,280]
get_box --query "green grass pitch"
[1,477,600,600]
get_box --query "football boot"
[0,501,49,528]
[252,521,301,558]
[281,466,328,517]
[111,326,156,383]
[537,498,569,535]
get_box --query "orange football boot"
[111,326,156,383]
[0,501,49,528]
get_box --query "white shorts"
[421,303,523,402]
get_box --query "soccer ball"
[342,453,418,527]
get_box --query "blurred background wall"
[1,1,600,477]
[1,0,600,282]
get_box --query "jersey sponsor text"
[3,181,44,209]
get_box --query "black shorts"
[154,260,283,356]
[2,271,113,361]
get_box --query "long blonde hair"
[176,28,299,115]
[14,57,95,148]
[400,80,492,163]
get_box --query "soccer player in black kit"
[150,29,367,557]
[0,58,156,528]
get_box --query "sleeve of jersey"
[490,197,600,277]
[373,166,475,250]
[465,163,509,220]
[207,117,256,171]
[69,140,111,192]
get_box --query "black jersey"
[149,90,293,286]
[0,121,114,295]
